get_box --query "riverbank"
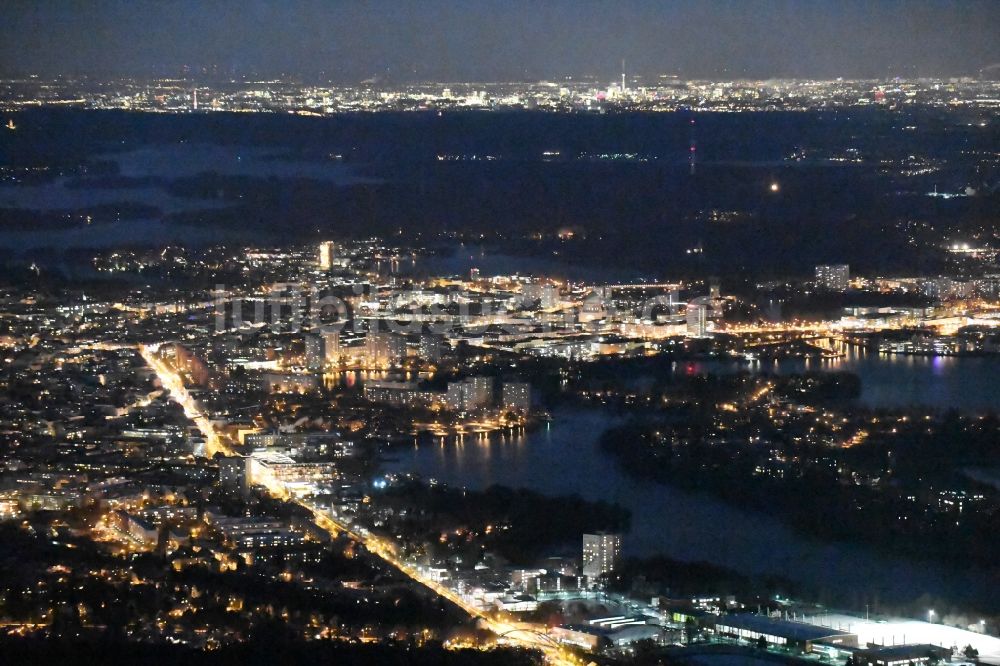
[383,408,1000,614]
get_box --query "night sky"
[3,0,1000,81]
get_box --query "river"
[383,355,1000,611]
[681,344,1000,412]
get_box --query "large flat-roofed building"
[206,513,308,550]
[802,612,1000,665]
[685,302,709,337]
[715,614,858,652]
[446,376,494,412]
[582,532,621,580]
[551,616,660,652]
[418,333,444,362]
[501,382,532,411]
[246,450,339,494]
[304,334,324,371]
[816,264,851,291]
[364,331,408,368]
[243,431,355,458]
[364,380,442,408]
[218,455,249,494]
[318,241,340,270]
[853,644,952,666]
[322,330,341,364]
[109,510,159,547]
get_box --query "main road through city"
[138,344,578,666]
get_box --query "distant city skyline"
[3,5,1000,654]
[3,0,1000,82]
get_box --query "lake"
[384,355,1000,611]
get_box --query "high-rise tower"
[582,532,621,579]
[689,116,697,176]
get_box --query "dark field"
[2,107,997,277]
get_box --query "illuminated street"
[140,342,577,665]
[3,6,1000,661]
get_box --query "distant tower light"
[689,116,697,176]
[769,182,780,193]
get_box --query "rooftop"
[716,614,854,642]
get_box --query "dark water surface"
[385,353,1000,610]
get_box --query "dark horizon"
[3,0,1000,82]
